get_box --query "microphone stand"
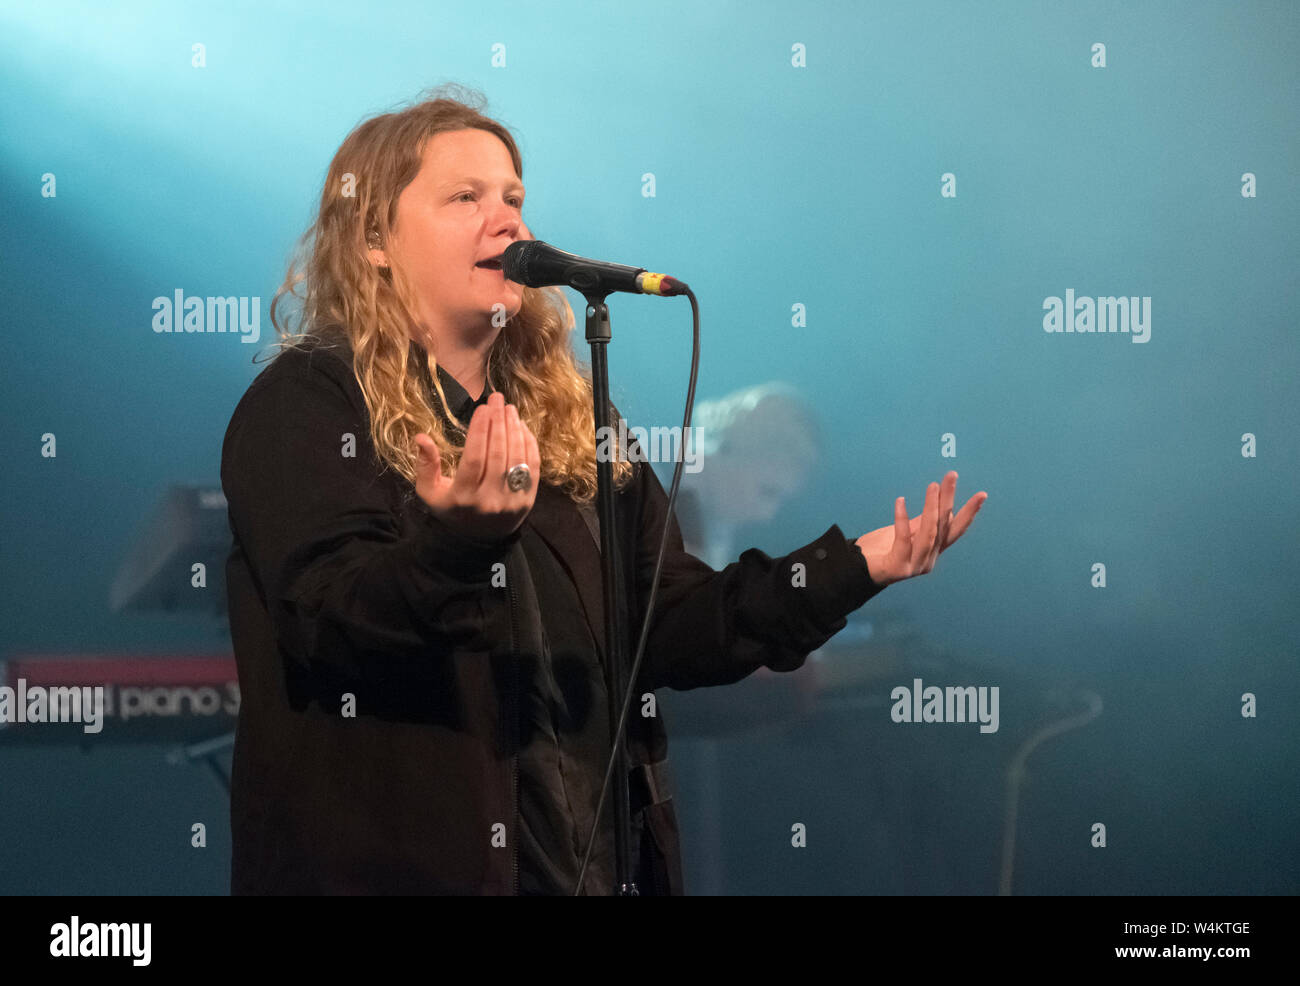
[582,290,638,895]
[506,240,693,897]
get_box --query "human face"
[385,128,528,348]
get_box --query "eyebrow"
[440,177,525,194]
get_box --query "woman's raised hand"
[853,471,987,587]
[414,392,541,540]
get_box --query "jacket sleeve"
[220,358,517,682]
[629,456,887,692]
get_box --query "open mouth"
[475,255,504,270]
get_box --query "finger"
[457,404,490,492]
[483,392,507,492]
[524,422,541,503]
[891,496,910,562]
[945,491,989,547]
[504,402,522,492]
[936,471,956,555]
[918,481,940,571]
[415,433,441,482]
[949,492,988,545]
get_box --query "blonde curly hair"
[265,82,632,502]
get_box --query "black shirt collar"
[435,362,494,421]
[409,336,494,423]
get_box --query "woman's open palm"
[854,471,987,587]
[415,392,541,540]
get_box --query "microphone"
[502,240,688,297]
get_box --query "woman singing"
[219,84,987,895]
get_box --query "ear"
[366,226,390,269]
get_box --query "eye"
[456,191,523,208]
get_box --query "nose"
[486,199,522,240]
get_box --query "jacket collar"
[408,336,494,425]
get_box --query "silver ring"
[506,463,532,493]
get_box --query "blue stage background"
[1,0,1296,894]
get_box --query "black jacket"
[220,331,886,894]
